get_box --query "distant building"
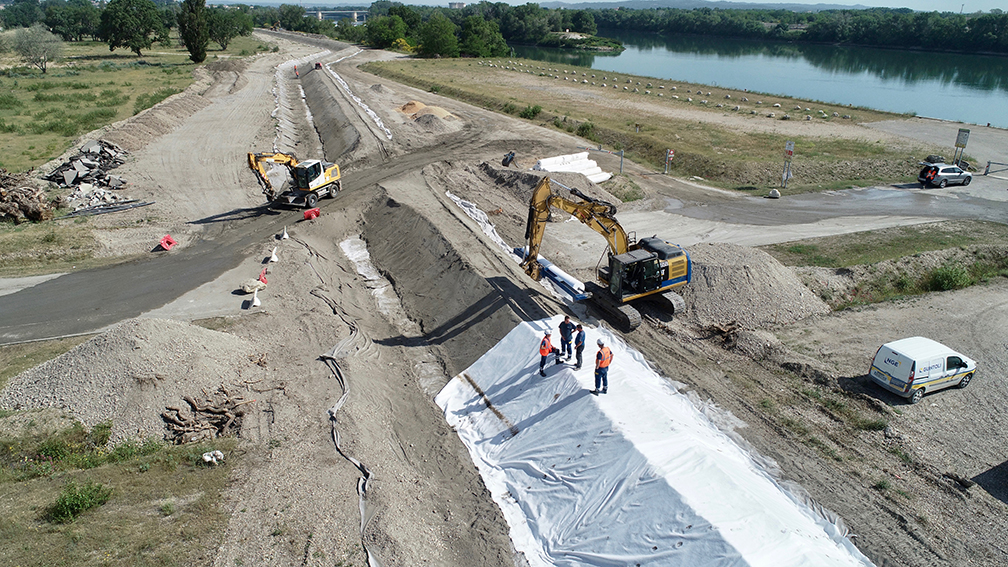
[448,2,466,8]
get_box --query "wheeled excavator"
[520,176,691,330]
[247,152,342,208]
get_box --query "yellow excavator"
[520,176,691,330]
[247,152,342,208]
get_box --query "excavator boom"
[521,177,630,280]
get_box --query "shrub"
[502,102,517,114]
[925,264,972,291]
[48,480,112,523]
[519,104,542,119]
[0,93,21,109]
[576,121,595,138]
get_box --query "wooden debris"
[0,170,53,223]
[709,321,740,348]
[161,388,254,444]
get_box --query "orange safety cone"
[159,235,177,251]
[258,267,268,285]
[303,207,320,220]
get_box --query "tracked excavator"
[520,176,691,330]
[247,152,341,208]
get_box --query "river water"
[511,30,1008,128]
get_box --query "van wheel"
[957,373,973,389]
[909,388,924,404]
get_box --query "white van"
[869,337,977,404]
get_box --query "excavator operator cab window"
[293,161,322,189]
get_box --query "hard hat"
[545,330,551,335]
[597,338,604,346]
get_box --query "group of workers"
[538,315,613,395]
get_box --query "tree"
[2,0,45,29]
[365,15,407,49]
[177,0,208,63]
[459,15,507,57]
[100,0,167,56]
[418,13,458,58]
[15,23,63,72]
[571,10,596,35]
[277,4,305,31]
[208,8,242,51]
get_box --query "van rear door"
[871,346,913,390]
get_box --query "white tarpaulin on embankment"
[435,316,874,567]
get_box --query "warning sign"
[784,140,795,160]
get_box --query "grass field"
[0,33,275,173]
[362,57,944,194]
[0,412,235,566]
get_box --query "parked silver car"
[918,163,972,188]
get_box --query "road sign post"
[953,128,970,168]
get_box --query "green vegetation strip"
[0,414,233,564]
[762,221,1008,308]
[362,58,935,194]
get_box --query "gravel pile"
[680,242,830,329]
[0,318,259,443]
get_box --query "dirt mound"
[0,318,260,443]
[398,100,425,114]
[414,113,450,133]
[362,192,526,375]
[370,83,387,93]
[680,242,829,329]
[411,106,453,120]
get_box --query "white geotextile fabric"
[436,316,874,567]
[532,153,612,184]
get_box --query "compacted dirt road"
[3,32,1007,567]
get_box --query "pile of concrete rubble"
[45,140,127,189]
[43,140,143,213]
[0,169,53,223]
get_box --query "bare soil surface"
[3,32,1007,567]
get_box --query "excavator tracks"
[584,281,642,331]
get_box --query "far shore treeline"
[2,1,1007,61]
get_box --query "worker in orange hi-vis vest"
[591,338,613,395]
[538,329,560,377]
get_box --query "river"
[511,30,1008,128]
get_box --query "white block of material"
[532,153,612,184]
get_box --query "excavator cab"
[605,250,665,299]
[293,160,323,190]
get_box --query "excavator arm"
[521,176,630,280]
[248,152,299,201]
